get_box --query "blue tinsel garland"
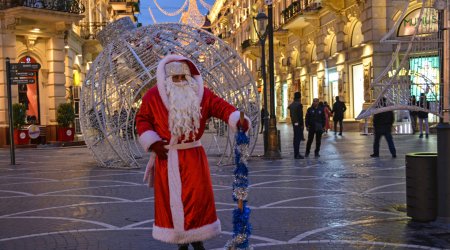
[226,127,252,249]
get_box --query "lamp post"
[266,0,281,158]
[253,11,269,155]
[435,0,450,223]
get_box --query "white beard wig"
[165,75,201,142]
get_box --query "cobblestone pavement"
[1,124,449,250]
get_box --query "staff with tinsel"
[225,112,253,250]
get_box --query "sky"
[137,0,217,26]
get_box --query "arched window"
[329,35,337,57]
[351,22,364,47]
[311,44,317,62]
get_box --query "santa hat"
[156,55,204,110]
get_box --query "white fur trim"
[228,110,252,133]
[167,137,184,232]
[138,130,162,152]
[156,55,204,110]
[152,219,221,244]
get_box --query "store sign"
[9,62,41,85]
[398,8,438,36]
[28,125,40,139]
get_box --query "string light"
[198,0,211,10]
[181,0,205,28]
[153,0,188,16]
[151,0,215,28]
[148,7,157,23]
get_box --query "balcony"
[78,22,109,40]
[126,1,139,14]
[240,39,260,59]
[0,0,85,14]
[110,0,127,11]
[281,0,322,29]
[241,39,257,51]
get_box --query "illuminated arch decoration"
[357,0,442,119]
[151,0,210,28]
[80,18,259,168]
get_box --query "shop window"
[282,83,288,120]
[73,68,82,134]
[312,75,318,99]
[352,64,365,119]
[328,68,339,103]
[409,56,440,123]
[409,56,439,101]
[18,56,40,124]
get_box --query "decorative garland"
[225,121,252,250]
[147,7,157,24]
[199,0,212,10]
[153,0,188,16]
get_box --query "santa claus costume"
[136,54,249,245]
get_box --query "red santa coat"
[136,55,244,244]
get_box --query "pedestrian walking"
[331,96,347,136]
[370,97,396,158]
[135,55,250,250]
[288,92,304,159]
[323,101,332,133]
[409,95,418,134]
[417,93,429,138]
[305,98,326,157]
[260,107,268,134]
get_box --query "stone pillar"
[45,35,66,141]
[0,28,17,146]
[362,0,390,99]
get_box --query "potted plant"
[56,102,76,142]
[12,103,29,145]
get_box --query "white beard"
[165,76,201,142]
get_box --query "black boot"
[191,241,205,250]
[178,244,189,250]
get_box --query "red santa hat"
[156,55,204,110]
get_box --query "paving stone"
[0,125,448,249]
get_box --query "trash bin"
[405,152,437,222]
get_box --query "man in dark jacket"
[305,98,326,157]
[288,92,304,159]
[331,96,347,136]
[371,97,396,158]
[417,93,429,138]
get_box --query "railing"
[281,0,322,25]
[0,0,85,14]
[78,22,109,40]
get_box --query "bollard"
[405,152,437,222]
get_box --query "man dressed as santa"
[136,54,250,250]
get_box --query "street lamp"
[434,0,450,223]
[262,1,281,158]
[253,11,269,155]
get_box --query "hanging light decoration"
[180,0,205,28]
[151,0,211,28]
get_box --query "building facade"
[209,0,444,129]
[0,0,139,147]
